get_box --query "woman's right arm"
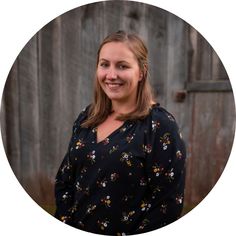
[54,151,76,224]
[54,107,88,224]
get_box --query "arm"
[134,110,186,233]
[54,107,88,224]
[54,152,76,224]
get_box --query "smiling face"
[96,42,142,106]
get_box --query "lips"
[105,81,124,89]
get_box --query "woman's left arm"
[134,113,186,233]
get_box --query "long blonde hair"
[81,30,156,128]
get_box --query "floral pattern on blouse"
[54,104,186,235]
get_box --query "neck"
[111,100,136,115]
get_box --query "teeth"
[106,83,123,88]
[106,83,122,85]
[109,84,120,88]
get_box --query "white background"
[0,0,235,235]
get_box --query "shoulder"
[146,104,185,150]
[73,104,91,127]
[142,104,182,141]
[148,104,177,127]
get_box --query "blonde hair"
[82,30,156,128]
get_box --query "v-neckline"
[94,121,128,145]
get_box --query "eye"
[100,62,109,68]
[118,64,128,70]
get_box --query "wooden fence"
[0,1,235,216]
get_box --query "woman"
[54,30,186,235]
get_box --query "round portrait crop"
[0,1,235,236]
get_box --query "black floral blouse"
[54,104,186,235]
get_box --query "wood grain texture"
[0,1,235,216]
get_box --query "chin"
[107,96,123,101]
[104,91,121,99]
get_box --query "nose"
[106,67,117,80]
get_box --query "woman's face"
[96,42,142,105]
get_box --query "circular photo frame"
[0,1,235,235]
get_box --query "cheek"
[96,76,107,94]
[128,73,141,87]
[96,70,102,82]
[96,70,106,82]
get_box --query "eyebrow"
[99,58,108,62]
[99,58,130,64]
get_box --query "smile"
[105,82,124,89]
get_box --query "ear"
[139,71,143,81]
[138,70,143,81]
[140,64,147,81]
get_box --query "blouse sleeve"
[134,108,186,233]
[54,106,89,224]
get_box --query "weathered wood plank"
[212,49,229,80]
[0,62,21,178]
[35,18,63,204]
[165,12,189,140]
[185,92,234,206]
[145,5,168,105]
[186,80,232,92]
[17,34,40,182]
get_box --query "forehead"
[99,42,136,62]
